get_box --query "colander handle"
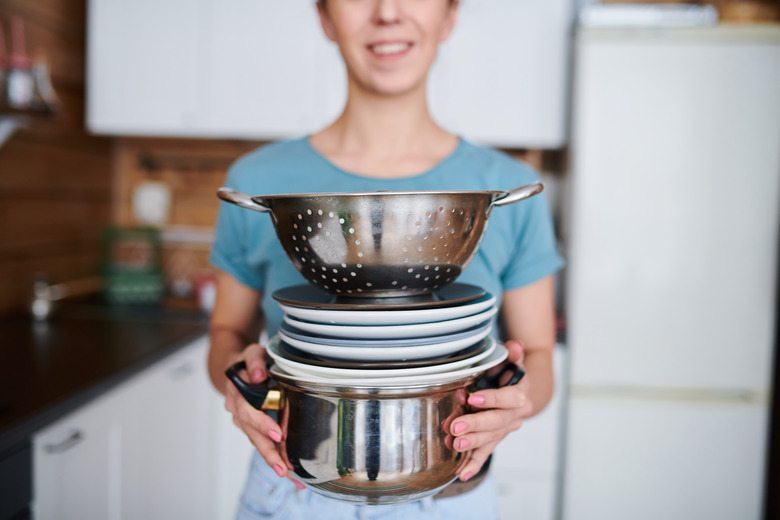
[492,182,544,207]
[217,187,272,213]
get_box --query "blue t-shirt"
[210,137,564,336]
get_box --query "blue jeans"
[236,452,500,520]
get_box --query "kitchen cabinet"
[87,0,573,148]
[87,0,206,136]
[32,336,214,520]
[33,388,118,520]
[116,336,213,519]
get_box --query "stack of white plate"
[268,283,505,382]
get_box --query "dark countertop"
[0,300,209,455]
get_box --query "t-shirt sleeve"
[501,188,565,290]
[209,169,266,291]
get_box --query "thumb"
[504,339,525,365]
[243,343,269,383]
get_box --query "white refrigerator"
[562,25,780,520]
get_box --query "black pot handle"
[473,363,525,391]
[225,361,272,410]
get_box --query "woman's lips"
[368,41,413,58]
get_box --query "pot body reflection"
[272,370,473,505]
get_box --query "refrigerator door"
[566,26,780,391]
[562,395,768,520]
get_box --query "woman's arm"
[207,270,264,394]
[208,270,304,488]
[446,275,557,481]
[501,275,557,415]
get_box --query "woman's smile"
[367,41,414,59]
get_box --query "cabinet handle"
[44,430,84,454]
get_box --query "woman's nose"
[374,0,402,24]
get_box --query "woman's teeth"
[370,42,411,55]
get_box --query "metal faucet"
[31,274,104,320]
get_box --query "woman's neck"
[310,82,459,179]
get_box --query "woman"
[207,1,563,518]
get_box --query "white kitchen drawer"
[33,388,120,520]
[33,336,214,520]
[562,396,768,520]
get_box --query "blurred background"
[0,0,778,519]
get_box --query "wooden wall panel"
[0,0,112,316]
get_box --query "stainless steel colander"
[217,183,543,297]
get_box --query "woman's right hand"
[223,342,305,490]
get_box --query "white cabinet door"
[566,27,780,391]
[199,0,345,139]
[33,394,120,520]
[562,396,768,520]
[118,336,213,520]
[86,0,207,135]
[33,336,213,520]
[208,389,255,520]
[429,0,573,148]
[86,0,572,147]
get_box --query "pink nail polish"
[468,395,485,406]
[294,480,306,490]
[460,472,474,482]
[273,464,285,477]
[269,430,282,443]
[452,422,466,435]
[252,369,263,382]
[458,438,469,450]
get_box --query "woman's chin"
[358,75,427,99]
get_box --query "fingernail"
[252,369,264,382]
[273,464,285,478]
[458,438,470,451]
[468,395,485,406]
[294,480,306,490]
[452,422,466,435]
[269,430,282,443]
[460,471,474,482]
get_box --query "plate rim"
[282,305,499,340]
[272,283,486,311]
[269,339,509,387]
[278,293,497,326]
[266,336,498,379]
[276,325,493,361]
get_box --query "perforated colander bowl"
[217,183,542,297]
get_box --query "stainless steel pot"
[217,183,543,297]
[226,359,523,505]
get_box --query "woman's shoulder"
[455,140,540,187]
[225,137,318,192]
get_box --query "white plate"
[283,305,498,340]
[278,293,497,326]
[267,335,497,379]
[271,340,510,387]
[277,324,492,361]
[278,320,492,348]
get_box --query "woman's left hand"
[446,339,533,482]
